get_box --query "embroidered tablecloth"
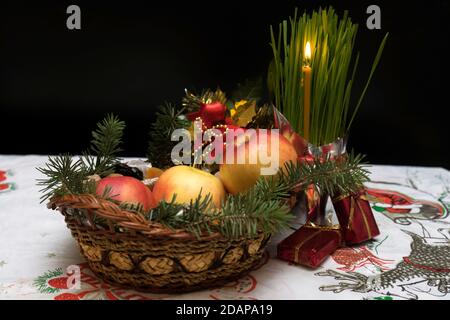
[1,155,449,300]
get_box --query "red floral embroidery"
[0,170,14,193]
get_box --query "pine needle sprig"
[219,184,293,238]
[279,151,370,196]
[37,115,126,202]
[253,175,292,201]
[82,114,126,176]
[37,154,91,203]
[148,193,216,238]
[90,114,125,159]
[147,103,191,168]
[148,177,293,239]
[147,195,186,226]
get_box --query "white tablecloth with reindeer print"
[1,155,449,300]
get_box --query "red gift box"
[332,190,380,244]
[277,224,342,268]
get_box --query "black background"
[1,0,449,168]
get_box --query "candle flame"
[305,41,312,60]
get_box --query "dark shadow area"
[1,0,448,168]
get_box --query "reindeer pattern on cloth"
[316,167,450,300]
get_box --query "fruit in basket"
[152,165,226,208]
[282,129,308,156]
[145,167,164,179]
[219,129,298,194]
[96,176,156,211]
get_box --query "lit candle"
[303,41,312,141]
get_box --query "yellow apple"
[219,129,298,194]
[145,167,164,179]
[152,165,226,208]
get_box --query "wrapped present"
[277,224,342,268]
[332,190,380,244]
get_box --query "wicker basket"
[48,194,271,293]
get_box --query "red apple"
[281,128,308,156]
[96,176,156,211]
[219,129,298,194]
[153,165,226,208]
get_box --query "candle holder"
[307,136,347,159]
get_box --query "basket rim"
[48,194,263,242]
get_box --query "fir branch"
[82,114,126,176]
[279,151,370,196]
[90,114,125,158]
[147,103,190,168]
[148,177,293,239]
[148,192,215,238]
[37,115,126,202]
[37,154,91,203]
[147,195,185,226]
[218,183,292,238]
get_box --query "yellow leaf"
[235,100,248,109]
[234,101,256,127]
